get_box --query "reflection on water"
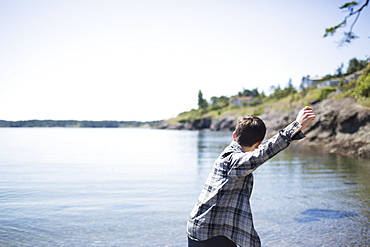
[294,208,358,222]
[0,128,369,246]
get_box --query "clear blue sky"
[1,0,369,121]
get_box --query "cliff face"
[158,97,370,158]
[259,97,370,158]
[302,98,369,158]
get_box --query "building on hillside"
[317,78,342,88]
[309,66,367,88]
[306,76,322,87]
[229,96,254,107]
[343,69,366,83]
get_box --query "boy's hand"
[296,106,316,130]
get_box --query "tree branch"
[324,0,369,45]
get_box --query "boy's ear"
[253,141,262,149]
[255,141,262,149]
[232,131,236,140]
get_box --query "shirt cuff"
[280,121,306,143]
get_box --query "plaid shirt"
[187,121,305,247]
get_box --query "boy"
[187,106,316,247]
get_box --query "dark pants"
[188,236,237,247]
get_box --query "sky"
[1,0,369,121]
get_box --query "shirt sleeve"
[227,121,304,177]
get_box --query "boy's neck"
[242,146,255,152]
[241,141,261,152]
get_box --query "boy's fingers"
[306,113,316,121]
[303,107,315,115]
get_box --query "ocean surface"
[0,128,369,246]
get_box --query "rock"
[156,97,370,158]
[301,98,370,158]
[251,97,370,158]
[210,115,235,131]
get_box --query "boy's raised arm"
[293,106,316,137]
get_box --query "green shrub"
[252,106,264,116]
[354,67,370,97]
[316,87,336,101]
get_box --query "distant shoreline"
[0,119,162,128]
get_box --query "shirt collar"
[230,140,245,153]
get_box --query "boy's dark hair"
[234,115,266,147]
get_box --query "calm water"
[0,128,369,247]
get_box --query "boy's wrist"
[291,121,306,140]
[292,121,302,136]
[282,121,305,142]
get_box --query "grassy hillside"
[169,64,370,126]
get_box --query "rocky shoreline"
[157,97,370,158]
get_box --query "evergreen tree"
[347,58,367,74]
[198,90,208,109]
